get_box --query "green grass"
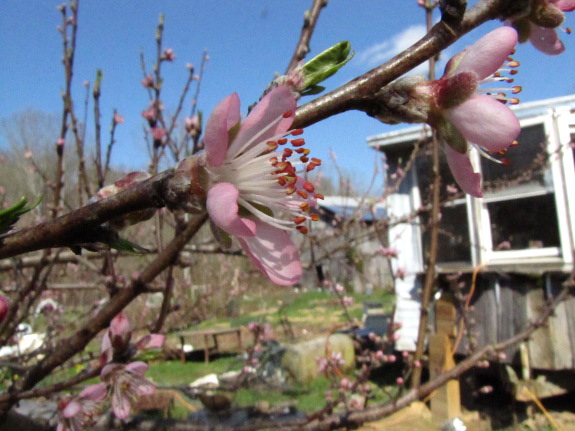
[147,357,239,386]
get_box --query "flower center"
[211,111,324,234]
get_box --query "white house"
[367,94,575,367]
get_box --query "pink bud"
[0,295,9,323]
[151,127,166,141]
[113,113,125,124]
[446,185,458,194]
[396,377,404,385]
[161,48,176,62]
[141,74,154,88]
[141,108,155,121]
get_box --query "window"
[487,194,560,250]
[405,139,473,265]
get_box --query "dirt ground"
[357,401,575,431]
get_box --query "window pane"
[421,204,471,263]
[482,124,549,192]
[487,194,560,250]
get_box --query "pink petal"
[207,182,257,237]
[529,25,565,55]
[135,380,156,396]
[445,94,520,152]
[112,390,132,419]
[227,85,296,158]
[110,313,130,338]
[135,334,166,350]
[204,93,241,167]
[554,0,575,12]
[79,383,108,402]
[126,361,149,376]
[450,27,518,79]
[444,144,483,198]
[100,330,112,364]
[238,219,302,286]
[62,400,82,418]
[100,363,120,380]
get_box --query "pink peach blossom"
[100,361,155,419]
[507,0,575,55]
[177,85,323,285]
[57,383,107,431]
[430,27,521,197]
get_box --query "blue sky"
[1,1,574,193]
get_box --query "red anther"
[311,158,322,164]
[275,161,289,171]
[311,214,320,221]
[293,216,307,225]
[509,98,519,105]
[510,69,518,75]
[291,129,304,136]
[296,225,308,234]
[501,158,510,167]
[303,181,315,193]
[291,138,305,147]
[300,203,310,212]
[512,86,522,94]
[297,190,308,199]
[508,60,519,67]
[285,175,297,185]
[285,185,296,195]
[510,48,516,55]
[566,27,572,35]
[314,193,325,200]
[267,141,278,151]
[283,110,294,118]
[300,156,309,163]
[277,176,287,186]
[306,164,317,172]
[269,156,278,165]
[278,138,288,145]
[295,148,310,155]
[283,148,293,157]
[280,164,295,176]
[511,140,519,147]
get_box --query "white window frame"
[478,111,574,267]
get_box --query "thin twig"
[285,0,329,73]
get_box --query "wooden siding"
[454,273,575,370]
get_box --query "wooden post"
[429,298,461,420]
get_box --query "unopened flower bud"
[0,295,9,324]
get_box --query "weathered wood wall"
[455,273,575,370]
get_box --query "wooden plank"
[564,294,575,368]
[429,333,461,420]
[497,276,530,363]
[470,279,498,349]
[527,288,554,369]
